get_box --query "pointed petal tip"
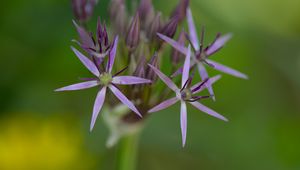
[72,19,77,26]
[89,125,94,132]
[241,74,249,80]
[54,88,62,92]
[137,112,143,118]
[218,114,229,122]
[211,95,216,101]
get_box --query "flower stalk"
[116,131,140,170]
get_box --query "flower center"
[99,73,112,86]
[181,88,192,101]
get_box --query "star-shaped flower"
[157,7,248,100]
[55,36,152,131]
[73,18,110,67]
[148,46,227,147]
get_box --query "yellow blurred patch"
[0,113,95,170]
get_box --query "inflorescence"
[56,0,248,147]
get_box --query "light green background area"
[0,0,299,169]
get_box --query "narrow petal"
[206,59,248,79]
[190,101,228,121]
[191,75,221,94]
[186,7,200,50]
[109,85,142,117]
[55,80,99,92]
[112,76,152,85]
[180,101,187,147]
[71,47,100,77]
[206,33,232,56]
[73,20,95,49]
[90,87,107,131]
[148,64,179,92]
[182,45,191,88]
[107,36,119,73]
[197,63,215,100]
[157,33,188,55]
[148,97,179,113]
[171,67,183,78]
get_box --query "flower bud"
[125,13,141,51]
[96,17,109,53]
[170,0,189,23]
[138,0,154,21]
[110,0,127,36]
[138,0,155,29]
[159,16,179,39]
[133,56,146,78]
[146,53,159,81]
[147,13,162,41]
[71,0,98,23]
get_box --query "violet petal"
[71,46,100,77]
[182,45,191,88]
[190,101,228,121]
[55,80,99,92]
[73,20,95,49]
[171,67,183,78]
[148,64,179,92]
[206,33,232,56]
[180,101,187,147]
[109,85,142,117]
[148,97,179,113]
[90,87,107,131]
[107,36,119,73]
[206,59,248,79]
[157,33,188,55]
[191,75,221,94]
[197,63,215,100]
[112,76,152,85]
[186,7,200,50]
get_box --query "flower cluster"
[56,0,247,147]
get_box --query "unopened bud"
[110,0,127,36]
[147,13,162,41]
[146,53,159,81]
[170,0,189,23]
[96,17,109,53]
[71,0,98,23]
[133,56,146,78]
[138,0,155,29]
[138,0,154,21]
[159,16,179,39]
[125,13,141,51]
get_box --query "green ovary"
[181,88,192,101]
[99,73,112,85]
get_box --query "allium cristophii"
[148,46,227,147]
[55,37,152,131]
[157,7,248,100]
[56,0,248,147]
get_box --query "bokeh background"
[1,0,300,169]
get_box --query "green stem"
[116,132,140,170]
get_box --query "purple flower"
[73,18,111,66]
[157,7,248,100]
[55,36,152,131]
[148,46,227,147]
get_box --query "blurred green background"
[1,0,300,169]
